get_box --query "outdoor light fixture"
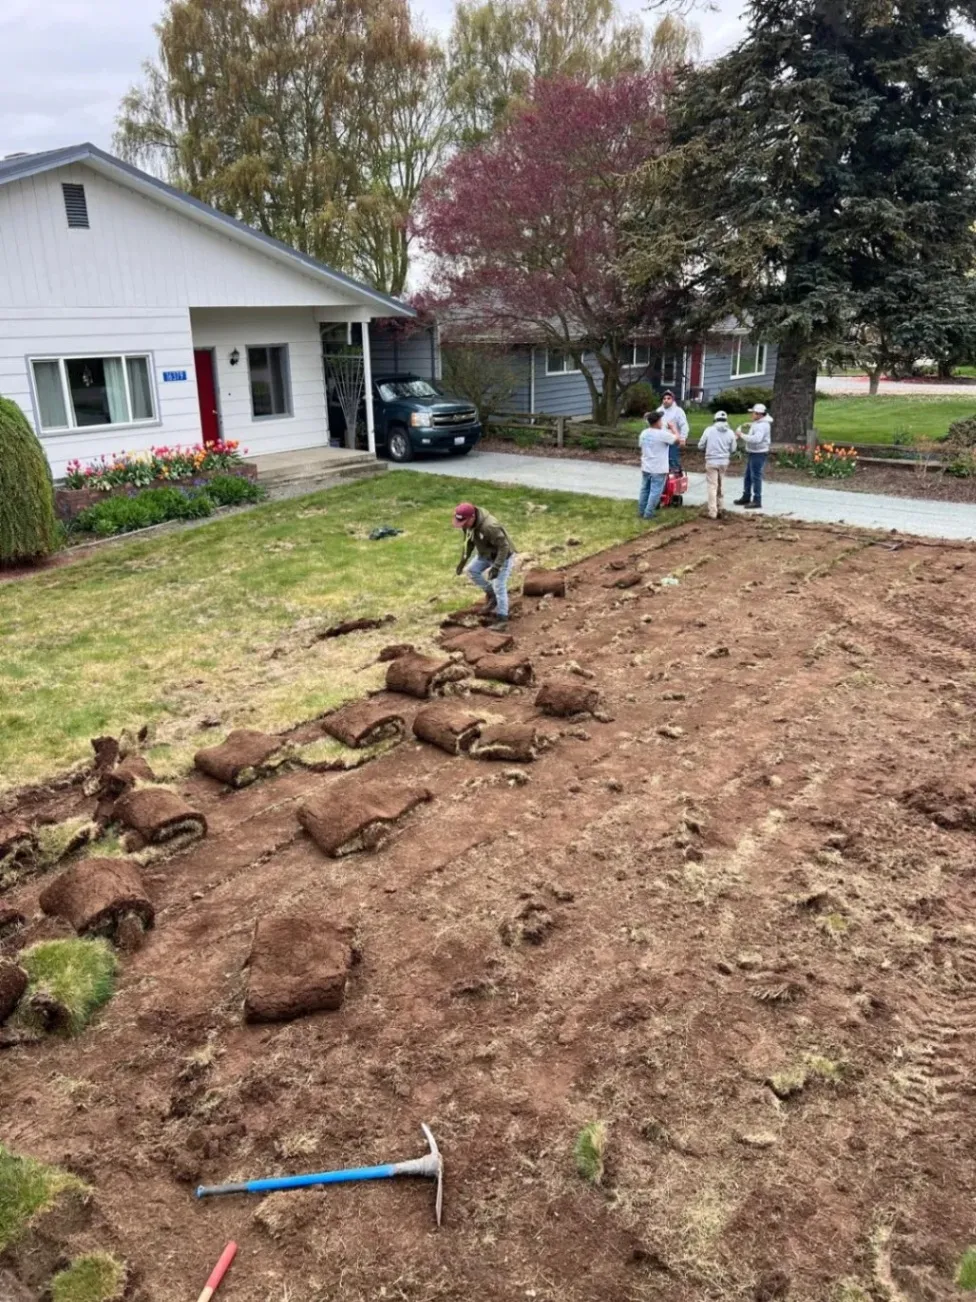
[229,348,240,366]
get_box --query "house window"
[29,354,156,431]
[62,183,89,229]
[732,339,768,379]
[248,345,291,418]
[631,344,651,368]
[662,351,679,386]
[545,349,579,375]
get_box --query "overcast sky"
[0,0,748,159]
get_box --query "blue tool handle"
[196,1163,397,1198]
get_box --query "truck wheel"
[387,427,414,463]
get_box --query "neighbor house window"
[732,339,768,379]
[29,354,156,431]
[631,344,651,368]
[248,345,291,418]
[545,349,579,375]
[662,351,679,386]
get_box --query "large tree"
[630,0,976,440]
[116,0,446,295]
[415,74,674,425]
[445,0,647,145]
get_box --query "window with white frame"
[545,349,579,375]
[30,355,156,432]
[631,343,651,368]
[662,351,679,385]
[731,339,768,379]
[248,345,292,418]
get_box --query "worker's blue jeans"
[468,554,514,617]
[743,452,768,505]
[638,472,668,519]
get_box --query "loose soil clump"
[385,652,470,698]
[193,729,286,787]
[903,773,976,830]
[244,913,354,1023]
[298,779,433,856]
[112,787,207,845]
[322,700,407,749]
[535,679,602,718]
[39,858,154,943]
[412,703,485,755]
[319,614,395,639]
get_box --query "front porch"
[249,446,387,498]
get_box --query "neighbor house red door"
[194,349,220,446]
[689,344,704,395]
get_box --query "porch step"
[252,448,387,495]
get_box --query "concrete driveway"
[406,450,976,542]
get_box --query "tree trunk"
[592,362,621,428]
[868,367,882,396]
[772,340,818,444]
[938,357,954,380]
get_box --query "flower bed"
[56,442,256,522]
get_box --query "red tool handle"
[196,1241,237,1302]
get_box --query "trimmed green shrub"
[0,395,59,565]
[73,487,213,537]
[621,382,660,418]
[18,939,118,1036]
[205,474,265,507]
[708,385,774,413]
[943,413,976,477]
[51,1252,126,1302]
[0,1145,85,1252]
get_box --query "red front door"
[194,349,220,446]
[689,344,704,394]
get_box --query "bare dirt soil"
[3,516,976,1302]
[481,438,976,503]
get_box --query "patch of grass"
[51,1252,125,1302]
[36,817,98,869]
[0,1145,86,1253]
[574,1120,607,1185]
[768,1054,845,1099]
[957,1247,976,1291]
[0,471,666,791]
[18,939,118,1036]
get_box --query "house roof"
[0,144,414,318]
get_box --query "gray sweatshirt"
[698,421,737,467]
[741,417,772,453]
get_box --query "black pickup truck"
[328,374,482,462]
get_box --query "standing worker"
[697,410,737,519]
[453,502,517,630]
[637,409,678,521]
[734,403,773,510]
[661,389,689,473]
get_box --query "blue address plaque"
[162,369,188,382]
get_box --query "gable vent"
[62,182,89,229]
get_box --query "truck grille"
[433,409,477,426]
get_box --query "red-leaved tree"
[413,74,673,425]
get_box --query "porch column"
[362,320,376,458]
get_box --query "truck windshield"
[377,379,442,401]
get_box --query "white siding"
[0,164,364,311]
[190,308,328,457]
[3,306,198,478]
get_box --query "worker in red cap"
[453,502,516,629]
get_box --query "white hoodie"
[698,420,737,467]
[741,416,773,454]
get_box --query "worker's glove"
[455,561,465,576]
[487,566,500,581]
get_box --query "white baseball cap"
[751,403,767,415]
[714,410,728,421]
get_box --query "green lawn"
[624,395,976,445]
[0,470,675,790]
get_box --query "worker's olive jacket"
[460,509,515,567]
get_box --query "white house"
[0,143,415,479]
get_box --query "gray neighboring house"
[439,318,778,418]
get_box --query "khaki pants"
[705,464,727,518]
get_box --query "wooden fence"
[487,414,950,469]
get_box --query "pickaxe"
[195,1123,444,1227]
